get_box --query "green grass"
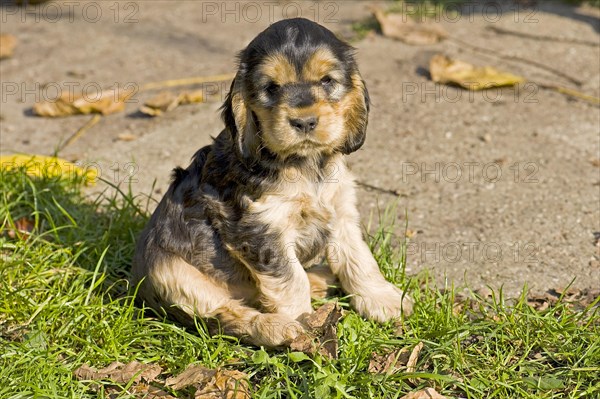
[1,168,599,398]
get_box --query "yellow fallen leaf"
[0,34,17,59]
[140,92,180,116]
[140,90,204,116]
[33,88,132,117]
[0,154,97,185]
[373,9,447,45]
[430,54,525,90]
[180,89,204,104]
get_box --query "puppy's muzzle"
[289,116,319,134]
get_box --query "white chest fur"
[247,157,348,264]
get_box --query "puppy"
[132,18,412,347]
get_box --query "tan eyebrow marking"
[302,47,341,82]
[260,53,298,85]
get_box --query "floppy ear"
[341,74,370,155]
[221,69,259,160]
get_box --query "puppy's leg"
[145,256,304,347]
[248,254,313,320]
[306,263,339,299]
[228,207,313,320]
[326,184,413,322]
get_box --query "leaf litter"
[430,54,525,90]
[368,347,411,374]
[290,302,344,358]
[368,341,423,376]
[367,6,596,104]
[165,364,250,399]
[33,87,134,117]
[74,361,162,385]
[428,54,598,104]
[527,287,600,311]
[373,8,447,45]
[74,361,250,399]
[140,90,205,116]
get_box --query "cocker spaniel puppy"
[132,18,413,347]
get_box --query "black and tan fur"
[132,18,413,347]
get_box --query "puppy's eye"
[265,82,280,95]
[320,76,334,86]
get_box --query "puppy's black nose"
[289,116,318,134]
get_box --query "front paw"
[352,283,413,323]
[248,313,306,347]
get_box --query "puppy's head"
[222,18,370,161]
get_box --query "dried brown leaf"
[73,361,162,384]
[165,364,216,390]
[400,387,448,399]
[32,97,77,117]
[139,106,163,117]
[452,299,467,315]
[305,302,343,330]
[166,365,250,399]
[101,383,177,399]
[195,369,250,399]
[290,303,343,358]
[6,217,34,240]
[529,288,600,310]
[309,302,343,358]
[140,90,204,116]
[0,34,17,59]
[140,92,180,116]
[527,290,559,311]
[290,333,316,355]
[580,288,600,307]
[430,54,525,90]
[474,287,493,299]
[406,342,424,374]
[318,324,338,359]
[117,133,138,142]
[393,320,405,336]
[373,9,447,45]
[33,88,131,117]
[73,362,168,399]
[180,89,204,104]
[368,348,410,374]
[128,383,177,399]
